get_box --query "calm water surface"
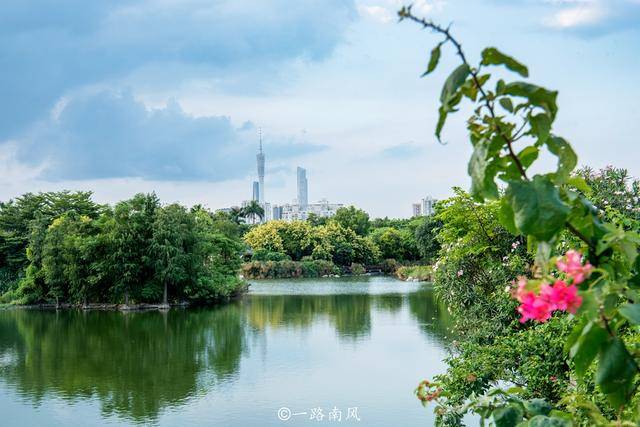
[0,277,453,426]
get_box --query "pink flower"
[556,250,593,284]
[457,270,464,277]
[517,292,552,323]
[513,276,529,302]
[540,280,582,314]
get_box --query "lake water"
[0,277,453,426]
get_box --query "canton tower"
[257,128,265,203]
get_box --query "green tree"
[150,204,195,305]
[332,206,371,236]
[242,200,264,224]
[110,193,159,305]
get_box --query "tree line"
[0,192,245,306]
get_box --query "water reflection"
[0,279,453,425]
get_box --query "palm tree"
[229,206,245,224]
[242,200,265,224]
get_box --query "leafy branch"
[399,4,640,423]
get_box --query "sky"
[1,0,639,218]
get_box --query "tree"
[415,216,442,263]
[332,206,370,236]
[242,200,264,224]
[110,193,159,305]
[150,204,194,306]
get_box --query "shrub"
[350,263,366,275]
[396,265,433,281]
[241,260,339,279]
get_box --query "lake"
[0,276,453,426]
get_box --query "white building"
[279,199,343,222]
[412,196,435,217]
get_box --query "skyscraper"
[297,166,308,208]
[252,181,260,202]
[256,129,265,203]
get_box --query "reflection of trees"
[0,284,455,423]
[246,294,373,340]
[0,306,247,422]
[407,285,455,344]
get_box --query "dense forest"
[0,192,245,306]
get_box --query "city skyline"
[0,1,638,218]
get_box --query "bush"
[251,248,291,262]
[350,262,366,275]
[241,260,339,279]
[396,265,433,281]
[379,258,399,274]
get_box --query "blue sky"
[1,0,639,217]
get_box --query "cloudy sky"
[1,0,639,217]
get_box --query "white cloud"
[544,1,607,28]
[357,0,445,23]
[358,5,394,23]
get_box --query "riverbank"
[1,283,249,311]
[395,265,434,282]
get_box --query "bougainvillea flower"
[556,250,593,284]
[517,292,552,323]
[540,280,582,314]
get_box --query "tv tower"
[256,128,265,203]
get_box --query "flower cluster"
[513,250,592,323]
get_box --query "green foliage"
[244,220,380,266]
[1,192,245,306]
[332,206,371,236]
[399,6,640,424]
[396,265,433,281]
[241,260,339,279]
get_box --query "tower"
[297,167,308,208]
[252,181,260,202]
[256,128,265,203]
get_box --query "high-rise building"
[256,129,265,203]
[297,166,308,208]
[412,196,435,217]
[252,181,260,202]
[272,205,283,220]
[422,196,435,216]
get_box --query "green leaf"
[529,113,551,146]
[567,176,591,194]
[469,139,500,200]
[524,399,552,417]
[517,146,539,169]
[505,175,569,241]
[619,303,640,325]
[498,198,518,235]
[526,415,572,427]
[545,136,577,184]
[493,404,524,427]
[422,43,442,76]
[501,82,558,119]
[481,47,529,77]
[499,97,514,112]
[440,64,470,109]
[435,106,448,141]
[568,320,607,378]
[595,337,637,408]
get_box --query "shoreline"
[1,283,250,312]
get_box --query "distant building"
[279,199,343,222]
[272,205,283,220]
[252,181,260,202]
[297,167,308,208]
[256,130,265,203]
[412,196,435,217]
